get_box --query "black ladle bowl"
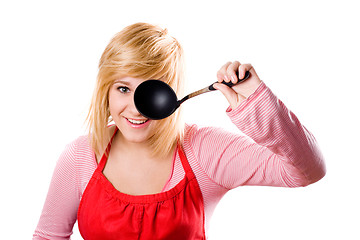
[134,71,250,120]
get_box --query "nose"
[128,94,143,117]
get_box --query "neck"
[114,134,150,155]
[113,132,176,163]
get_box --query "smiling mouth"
[126,118,149,125]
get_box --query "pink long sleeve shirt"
[33,82,326,239]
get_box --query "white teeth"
[127,118,147,124]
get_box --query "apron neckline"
[92,127,198,204]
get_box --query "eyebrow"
[113,79,132,85]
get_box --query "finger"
[217,61,232,82]
[213,82,237,101]
[226,61,241,83]
[213,82,245,108]
[238,63,253,80]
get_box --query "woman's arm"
[33,140,81,240]
[189,62,325,189]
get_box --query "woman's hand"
[213,61,262,110]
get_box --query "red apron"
[77,129,206,240]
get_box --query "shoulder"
[184,123,215,137]
[58,134,96,167]
[182,123,248,159]
[184,123,237,143]
[66,134,92,154]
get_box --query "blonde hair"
[86,23,185,158]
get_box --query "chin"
[121,133,151,144]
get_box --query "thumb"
[213,83,246,109]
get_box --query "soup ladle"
[134,71,250,120]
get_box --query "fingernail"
[231,76,237,82]
[238,72,244,79]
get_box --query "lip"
[124,117,151,129]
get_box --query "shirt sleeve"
[189,82,326,189]
[33,139,80,240]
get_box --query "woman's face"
[108,76,157,144]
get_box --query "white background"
[1,0,359,239]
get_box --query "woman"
[33,22,326,239]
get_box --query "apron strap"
[97,126,118,171]
[177,143,196,180]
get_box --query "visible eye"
[117,86,130,93]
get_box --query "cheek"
[108,91,125,116]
